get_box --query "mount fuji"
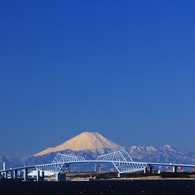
[1,132,195,169]
[35,132,124,156]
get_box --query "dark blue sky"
[1,1,195,156]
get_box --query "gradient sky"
[1,1,195,156]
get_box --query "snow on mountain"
[35,132,123,156]
[128,145,195,164]
[33,132,195,164]
[1,132,195,169]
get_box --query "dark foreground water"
[1,180,195,195]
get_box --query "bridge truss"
[35,151,147,174]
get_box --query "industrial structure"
[1,150,195,181]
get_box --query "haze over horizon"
[1,1,195,156]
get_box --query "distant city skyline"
[0,1,195,156]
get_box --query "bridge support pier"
[56,173,66,181]
[13,170,17,179]
[23,168,28,181]
[41,171,44,181]
[117,173,127,178]
[37,170,40,181]
[173,166,177,173]
[36,170,45,181]
[149,166,153,173]
[5,171,8,179]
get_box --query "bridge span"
[1,150,195,181]
[35,150,146,177]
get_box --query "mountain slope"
[2,145,195,170]
[1,132,195,169]
[35,132,123,156]
[128,145,195,164]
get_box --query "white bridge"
[1,150,195,181]
[35,151,147,175]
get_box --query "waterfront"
[1,180,195,195]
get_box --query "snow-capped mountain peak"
[35,132,123,156]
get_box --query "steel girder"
[97,151,146,173]
[97,151,133,162]
[52,153,85,163]
[112,162,147,173]
[35,153,85,174]
[35,151,147,174]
